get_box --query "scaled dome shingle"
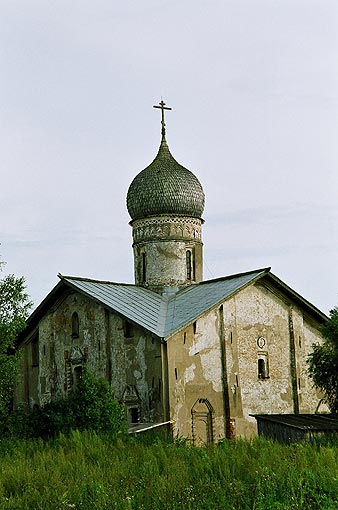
[127,137,205,221]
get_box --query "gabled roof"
[164,268,269,336]
[60,268,269,337]
[60,277,166,337]
[20,267,327,343]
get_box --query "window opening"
[258,354,269,379]
[175,368,178,380]
[128,407,139,424]
[186,250,192,280]
[141,252,146,283]
[193,321,197,335]
[71,312,79,338]
[124,320,133,338]
[73,366,83,391]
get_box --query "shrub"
[2,369,126,439]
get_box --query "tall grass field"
[1,431,338,509]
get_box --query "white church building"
[15,102,327,442]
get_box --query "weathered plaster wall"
[224,283,324,437]
[295,315,326,412]
[167,311,225,443]
[15,336,39,408]
[132,215,203,290]
[229,284,295,437]
[166,282,324,441]
[15,282,324,440]
[15,290,164,424]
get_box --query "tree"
[307,306,338,412]
[0,261,32,418]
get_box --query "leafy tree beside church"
[308,306,338,412]
[0,260,32,418]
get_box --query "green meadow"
[0,432,338,510]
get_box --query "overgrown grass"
[1,432,338,509]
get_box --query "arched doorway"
[191,398,214,446]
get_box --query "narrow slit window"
[193,321,197,335]
[73,366,83,390]
[71,312,79,338]
[124,320,133,338]
[141,253,146,283]
[186,250,192,280]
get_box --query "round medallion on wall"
[257,337,266,349]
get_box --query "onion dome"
[127,101,205,221]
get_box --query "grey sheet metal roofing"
[21,267,327,343]
[60,268,270,338]
[253,414,338,431]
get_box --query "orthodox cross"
[153,100,172,136]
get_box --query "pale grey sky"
[1,0,337,313]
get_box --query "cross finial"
[153,100,172,137]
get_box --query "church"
[15,102,327,442]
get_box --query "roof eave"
[262,272,328,324]
[17,278,67,345]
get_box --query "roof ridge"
[58,274,137,287]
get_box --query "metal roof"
[163,269,268,336]
[61,268,269,338]
[253,414,338,431]
[62,278,166,337]
[21,267,326,344]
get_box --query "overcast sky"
[1,0,337,314]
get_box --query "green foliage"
[3,369,126,439]
[71,368,126,433]
[1,434,338,509]
[0,264,32,419]
[308,306,338,412]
